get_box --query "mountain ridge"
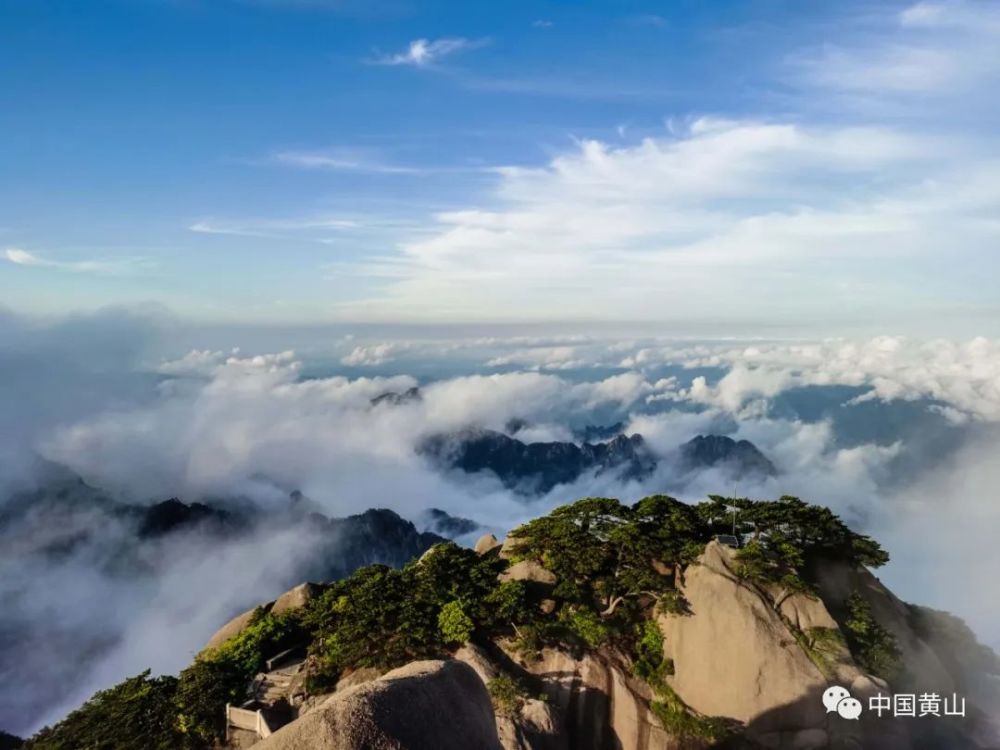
[422,429,779,494]
[23,493,1000,750]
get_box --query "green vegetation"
[841,592,901,680]
[303,542,522,691]
[721,494,887,611]
[27,494,893,748]
[26,671,181,750]
[506,494,887,738]
[487,674,526,717]
[175,607,306,746]
[632,619,673,689]
[789,625,845,680]
[650,685,731,742]
[438,600,475,644]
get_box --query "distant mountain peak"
[421,428,655,494]
[680,434,777,477]
[370,386,422,407]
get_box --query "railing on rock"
[225,703,273,742]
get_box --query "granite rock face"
[254,660,501,750]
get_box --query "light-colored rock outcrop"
[661,542,832,730]
[455,644,564,750]
[514,646,674,750]
[204,605,267,651]
[476,533,502,555]
[272,582,321,616]
[498,560,556,586]
[657,541,886,749]
[499,535,526,560]
[219,540,999,749]
[203,581,322,652]
[255,660,502,750]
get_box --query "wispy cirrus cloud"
[327,118,968,323]
[792,0,1000,100]
[3,248,153,276]
[189,216,360,238]
[269,148,424,174]
[322,2,1000,330]
[368,37,488,67]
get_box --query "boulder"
[203,581,319,652]
[203,604,271,651]
[499,560,556,586]
[498,535,527,561]
[272,582,322,616]
[334,666,382,693]
[454,643,499,684]
[476,533,502,555]
[255,660,502,750]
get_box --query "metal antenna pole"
[731,484,738,536]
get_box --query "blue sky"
[2,0,999,332]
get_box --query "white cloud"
[485,346,589,370]
[370,37,487,67]
[326,117,1000,323]
[794,1,1000,98]
[10,327,1000,732]
[631,336,1000,421]
[269,148,423,174]
[340,342,400,366]
[4,248,152,276]
[304,3,1000,328]
[35,351,685,504]
[156,348,234,376]
[189,216,361,238]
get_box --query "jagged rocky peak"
[680,434,777,477]
[137,497,243,538]
[420,428,655,494]
[574,421,626,443]
[369,386,422,407]
[421,508,483,539]
[420,428,779,496]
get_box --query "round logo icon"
[837,697,863,720]
[822,685,852,713]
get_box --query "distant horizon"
[3,0,1000,330]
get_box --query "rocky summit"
[679,435,778,478]
[22,494,1000,750]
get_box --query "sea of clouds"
[2,306,1000,735]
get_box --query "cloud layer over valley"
[2,310,1000,736]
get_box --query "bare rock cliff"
[224,543,999,750]
[255,660,501,750]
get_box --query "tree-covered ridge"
[26,671,181,750]
[23,494,892,749]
